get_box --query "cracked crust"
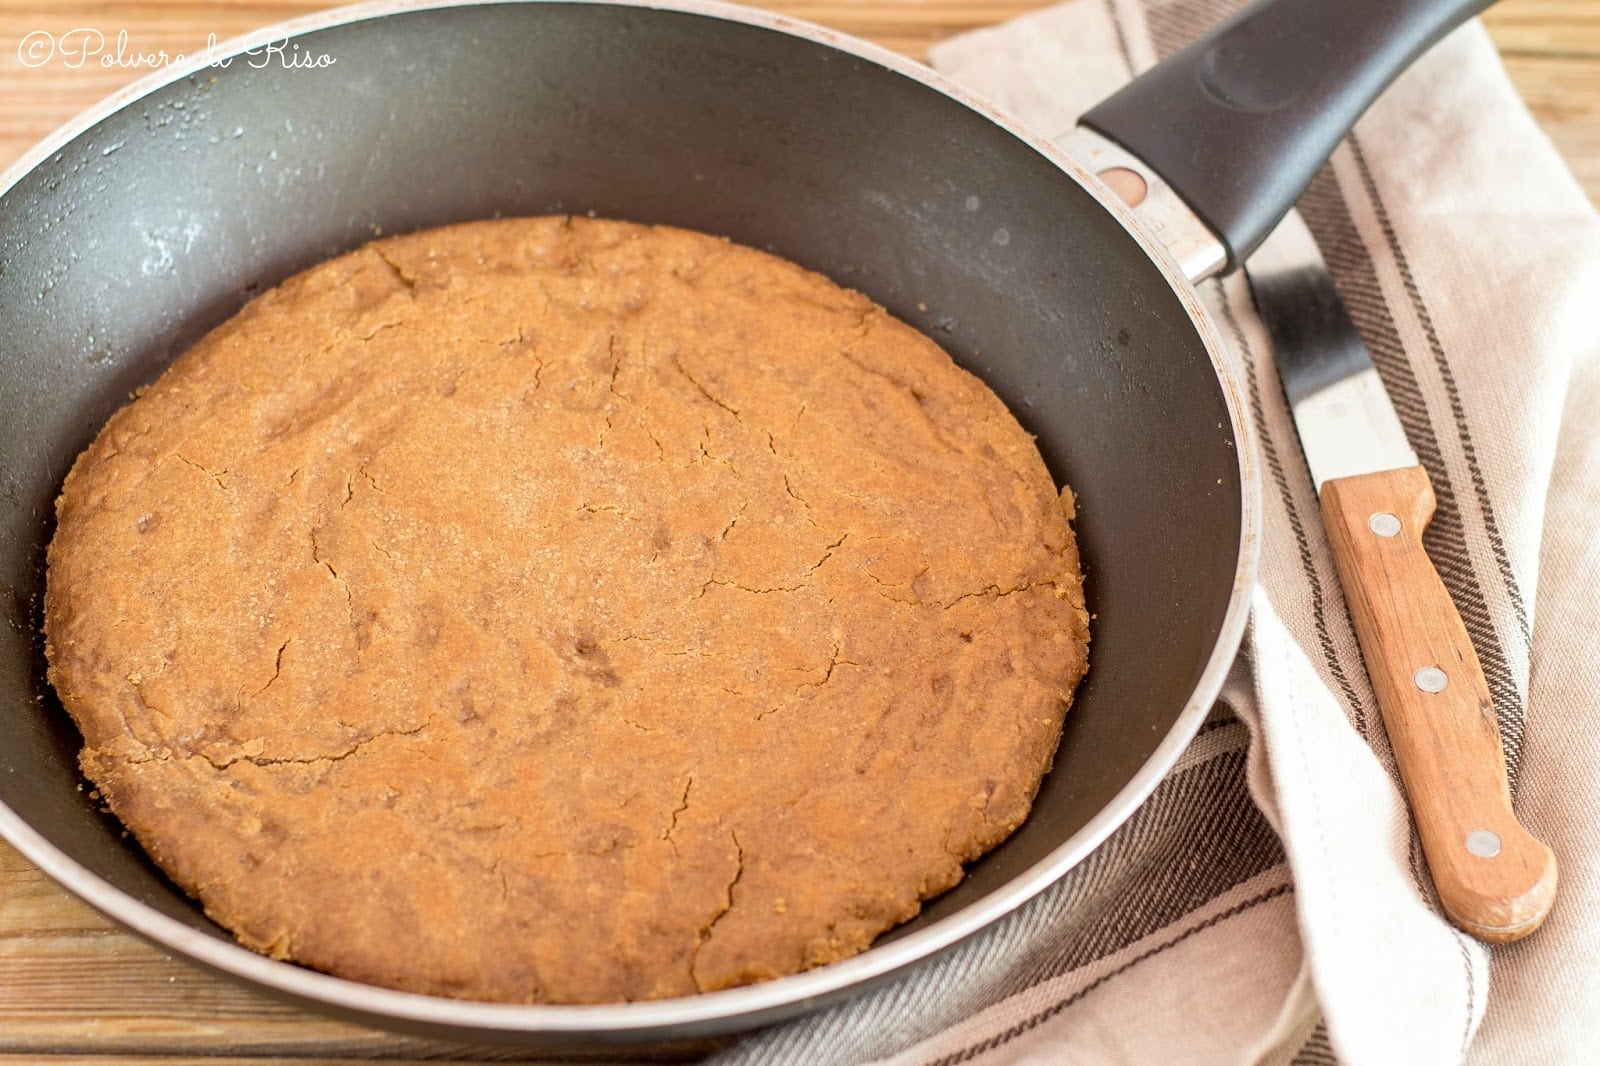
[43,216,1089,1004]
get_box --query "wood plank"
[1500,55,1600,200]
[1484,1,1600,57]
[0,1056,630,1062]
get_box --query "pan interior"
[0,0,1243,1030]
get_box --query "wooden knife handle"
[1320,465,1557,942]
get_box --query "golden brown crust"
[44,216,1089,1003]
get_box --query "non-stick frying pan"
[0,0,1483,1046]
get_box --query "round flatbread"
[44,216,1089,1003]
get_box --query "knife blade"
[1246,211,1557,942]
[1247,213,1418,489]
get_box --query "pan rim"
[0,0,1263,1038]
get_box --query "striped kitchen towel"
[707,0,1600,1062]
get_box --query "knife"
[1246,210,1558,942]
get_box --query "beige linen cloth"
[707,0,1600,1062]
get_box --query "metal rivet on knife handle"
[1369,512,1401,537]
[1414,666,1448,693]
[1467,829,1504,858]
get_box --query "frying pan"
[0,0,1484,1046]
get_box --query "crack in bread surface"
[43,215,1089,1005]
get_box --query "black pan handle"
[1080,0,1494,271]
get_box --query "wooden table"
[1,2,1595,1061]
